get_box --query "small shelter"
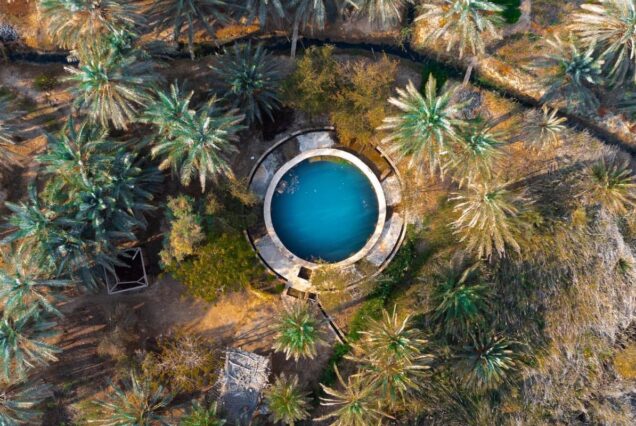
[217,348,271,425]
[103,248,149,295]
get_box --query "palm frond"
[581,158,636,215]
[209,43,283,125]
[0,379,52,425]
[271,303,326,361]
[264,374,310,425]
[416,0,505,58]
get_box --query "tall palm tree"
[455,334,527,391]
[581,158,636,215]
[289,0,328,57]
[272,303,325,361]
[416,0,505,58]
[430,258,492,339]
[0,307,60,380]
[244,0,286,30]
[451,180,530,258]
[534,35,604,113]
[209,43,283,125]
[180,401,226,425]
[65,52,158,130]
[39,0,142,50]
[147,0,235,58]
[571,0,636,86]
[0,94,21,171]
[348,0,413,29]
[0,250,69,317]
[449,122,503,187]
[522,106,567,150]
[379,76,463,175]
[150,97,244,192]
[89,371,174,425]
[0,379,52,425]
[141,82,194,137]
[318,367,392,426]
[264,374,311,425]
[351,307,432,403]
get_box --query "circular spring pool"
[270,157,380,263]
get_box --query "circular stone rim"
[264,148,387,268]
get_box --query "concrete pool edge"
[263,148,387,270]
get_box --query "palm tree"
[0,94,21,171]
[455,334,527,391]
[39,0,142,50]
[430,258,492,339]
[416,0,505,58]
[522,106,567,150]
[451,180,531,259]
[89,371,174,425]
[264,374,311,425]
[0,307,60,379]
[534,35,604,113]
[244,0,286,30]
[0,250,69,317]
[65,52,157,130]
[448,122,503,187]
[141,82,194,137]
[348,0,413,29]
[0,379,52,425]
[180,401,226,425]
[209,43,283,125]
[379,76,463,175]
[351,307,432,403]
[147,0,234,58]
[289,0,328,57]
[571,0,636,86]
[581,158,636,215]
[150,97,244,192]
[41,121,161,244]
[318,367,392,426]
[272,303,325,361]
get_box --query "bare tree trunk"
[291,21,300,58]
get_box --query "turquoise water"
[271,158,379,263]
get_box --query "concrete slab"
[382,175,402,206]
[366,213,405,267]
[297,132,335,151]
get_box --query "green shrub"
[33,74,58,91]
[167,231,266,303]
[160,195,205,267]
[491,0,522,24]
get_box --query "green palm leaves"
[89,371,174,425]
[581,158,636,215]
[571,0,636,86]
[417,0,505,58]
[449,123,503,186]
[0,307,60,380]
[0,379,52,425]
[148,0,234,58]
[180,401,226,425]
[456,334,527,391]
[351,307,432,402]
[144,85,244,192]
[349,0,412,28]
[318,367,391,426]
[4,121,161,290]
[272,303,326,361]
[522,106,567,150]
[210,43,283,125]
[0,251,69,317]
[380,77,461,174]
[40,0,142,50]
[534,35,604,113]
[65,52,158,130]
[264,374,311,425]
[431,259,492,339]
[451,181,530,258]
[245,0,286,30]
